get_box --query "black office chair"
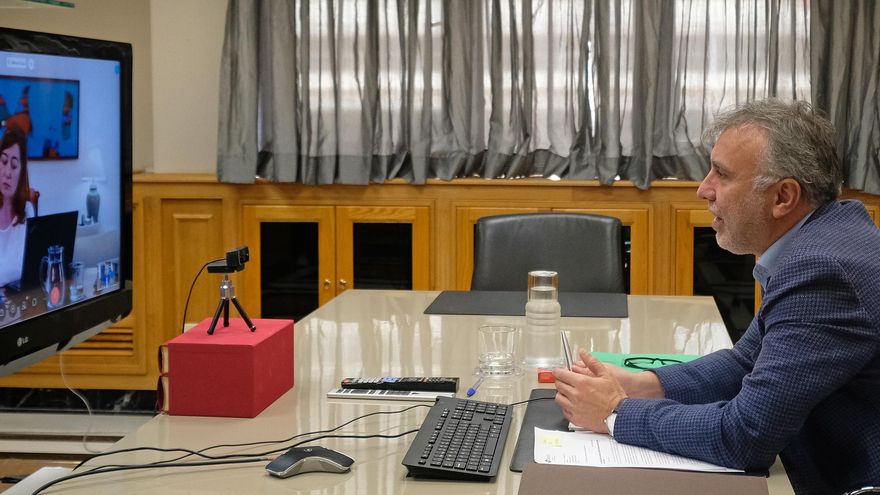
[471,212,625,293]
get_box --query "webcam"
[205,246,256,334]
[207,246,250,274]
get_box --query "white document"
[533,427,743,473]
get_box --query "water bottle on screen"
[523,270,563,368]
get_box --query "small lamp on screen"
[81,148,105,224]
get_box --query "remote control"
[326,388,454,402]
[340,376,459,393]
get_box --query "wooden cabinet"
[240,204,430,320]
[4,174,878,390]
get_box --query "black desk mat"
[510,388,566,472]
[424,291,628,318]
[510,389,769,477]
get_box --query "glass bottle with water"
[522,270,562,368]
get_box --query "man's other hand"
[554,351,628,433]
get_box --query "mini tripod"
[206,246,257,335]
[207,273,256,335]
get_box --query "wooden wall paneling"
[672,206,713,295]
[335,206,432,293]
[862,203,880,224]
[637,188,682,295]
[240,205,336,316]
[130,197,147,373]
[432,197,456,290]
[160,199,225,344]
[413,207,432,290]
[140,195,165,380]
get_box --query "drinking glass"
[478,325,517,376]
[527,270,558,303]
[69,262,85,302]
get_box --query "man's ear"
[772,178,802,218]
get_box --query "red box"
[160,317,294,418]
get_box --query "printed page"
[534,427,743,473]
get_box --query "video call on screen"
[0,49,123,329]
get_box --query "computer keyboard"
[401,396,512,481]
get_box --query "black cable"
[75,445,230,472]
[254,429,421,458]
[180,258,223,334]
[84,428,424,475]
[33,457,268,495]
[61,395,543,492]
[90,398,539,474]
[75,403,430,471]
[193,403,431,454]
[509,395,556,408]
[47,429,421,494]
[84,399,539,471]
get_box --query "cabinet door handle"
[338,279,348,290]
[323,279,332,290]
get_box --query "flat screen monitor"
[0,28,132,377]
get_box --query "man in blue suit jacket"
[554,99,880,495]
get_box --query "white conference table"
[47,290,793,494]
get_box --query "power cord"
[33,457,270,495]
[180,258,223,334]
[74,403,430,470]
[43,403,431,494]
[39,430,422,495]
[510,395,555,407]
[36,428,424,495]
[43,393,551,492]
[51,261,232,464]
[58,351,102,454]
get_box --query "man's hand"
[554,351,628,433]
[570,354,666,400]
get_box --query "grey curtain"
[219,0,852,191]
[811,0,880,194]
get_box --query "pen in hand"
[561,331,573,370]
[466,375,485,397]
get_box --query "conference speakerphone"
[326,388,454,402]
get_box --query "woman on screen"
[0,126,30,287]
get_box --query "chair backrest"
[471,212,625,292]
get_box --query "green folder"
[590,352,700,371]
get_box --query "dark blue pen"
[466,375,485,397]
